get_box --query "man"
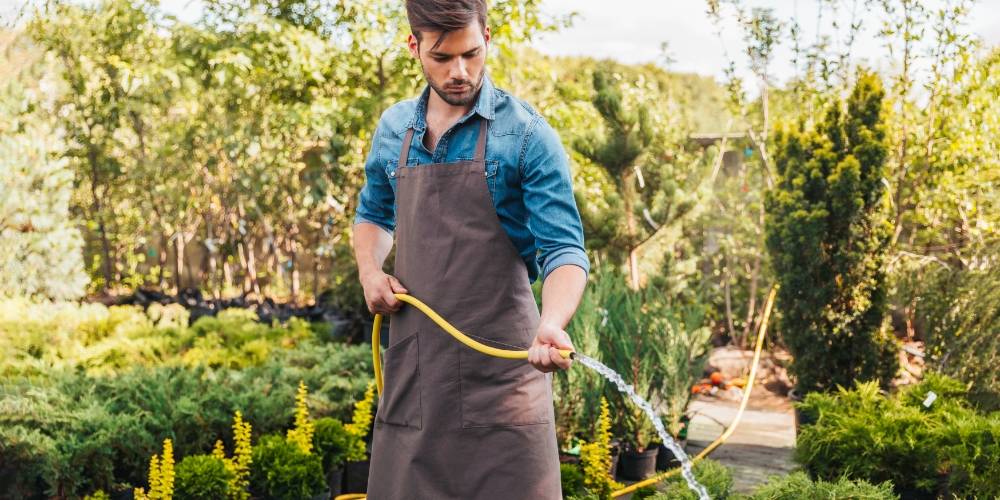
[351,1,589,498]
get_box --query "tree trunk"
[623,172,640,289]
[174,233,185,292]
[158,232,168,288]
[87,148,114,291]
[289,236,300,304]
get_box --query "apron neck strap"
[398,116,489,167]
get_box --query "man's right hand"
[361,270,409,315]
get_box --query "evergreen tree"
[0,35,88,300]
[765,69,898,393]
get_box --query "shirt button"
[389,171,396,178]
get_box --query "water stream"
[573,353,711,500]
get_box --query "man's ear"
[407,33,420,59]
[483,25,491,46]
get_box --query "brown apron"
[366,117,561,499]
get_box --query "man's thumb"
[388,275,408,293]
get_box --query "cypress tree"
[765,70,898,394]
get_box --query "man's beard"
[425,66,486,106]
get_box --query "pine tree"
[765,69,899,394]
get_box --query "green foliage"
[343,381,376,462]
[580,265,711,450]
[795,374,1000,498]
[249,434,326,500]
[747,472,898,500]
[579,398,622,498]
[560,463,586,498]
[896,244,1000,409]
[0,299,320,378]
[174,454,233,500]
[765,69,898,394]
[312,417,352,472]
[571,63,705,291]
[0,338,371,496]
[647,459,734,500]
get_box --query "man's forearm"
[353,222,394,278]
[539,264,587,329]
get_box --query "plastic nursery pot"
[326,465,344,496]
[618,446,658,481]
[655,438,688,471]
[344,459,370,493]
[310,487,331,500]
[609,439,622,476]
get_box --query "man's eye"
[433,57,449,62]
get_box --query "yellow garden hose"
[336,286,776,500]
[371,293,573,397]
[609,285,778,497]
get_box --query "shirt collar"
[407,72,496,132]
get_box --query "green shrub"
[748,472,898,499]
[174,454,233,500]
[0,340,372,497]
[649,459,734,500]
[900,256,1000,410]
[565,265,710,451]
[249,434,326,500]
[795,374,1000,498]
[765,70,898,394]
[560,462,586,498]
[313,417,352,472]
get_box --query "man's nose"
[449,57,468,81]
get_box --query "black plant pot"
[310,487,331,500]
[609,440,622,476]
[619,447,658,481]
[344,459,370,493]
[109,485,134,500]
[789,388,810,434]
[655,439,688,471]
[326,465,344,497]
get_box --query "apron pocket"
[376,331,422,429]
[459,326,551,428]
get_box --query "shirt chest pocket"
[384,158,500,202]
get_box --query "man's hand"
[361,270,409,315]
[528,321,574,373]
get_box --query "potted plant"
[249,434,328,500]
[174,454,233,499]
[616,408,658,481]
[655,414,690,471]
[343,382,376,493]
[313,417,353,496]
[579,399,623,497]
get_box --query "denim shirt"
[353,73,590,284]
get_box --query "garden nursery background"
[1,0,998,498]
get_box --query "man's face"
[408,21,490,107]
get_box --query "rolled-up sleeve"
[520,115,590,282]
[353,120,395,234]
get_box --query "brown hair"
[406,0,488,51]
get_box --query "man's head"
[406,0,490,107]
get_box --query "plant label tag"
[922,391,937,408]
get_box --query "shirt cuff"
[541,248,590,282]
[353,214,394,236]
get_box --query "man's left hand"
[528,321,574,373]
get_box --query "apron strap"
[399,128,415,167]
[473,118,488,162]
[396,116,489,167]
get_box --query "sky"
[533,0,1000,87]
[3,0,999,88]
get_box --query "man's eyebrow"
[429,47,481,58]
